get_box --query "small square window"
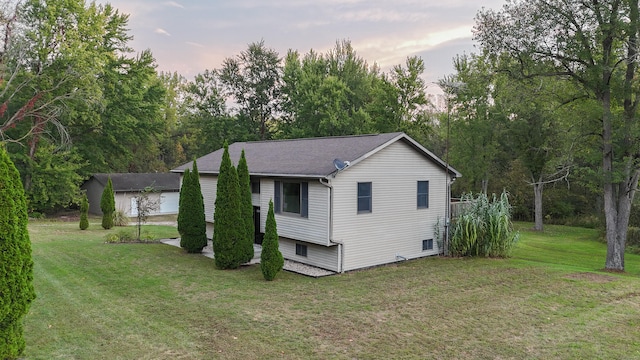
[295,243,308,257]
[422,239,434,251]
[251,181,260,194]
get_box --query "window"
[283,182,301,214]
[417,181,429,208]
[296,243,308,257]
[274,181,308,217]
[357,182,372,213]
[251,181,260,194]
[422,239,434,251]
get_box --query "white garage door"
[160,192,180,214]
[130,197,138,216]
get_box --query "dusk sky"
[98,0,506,92]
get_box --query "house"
[82,173,181,216]
[172,132,461,272]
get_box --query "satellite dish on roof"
[333,158,349,171]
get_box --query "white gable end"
[331,140,448,271]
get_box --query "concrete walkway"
[161,238,335,277]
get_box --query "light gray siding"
[278,237,339,272]
[332,141,447,271]
[259,179,330,246]
[197,175,217,239]
[251,193,260,207]
[115,191,169,217]
[114,192,131,216]
[198,175,330,249]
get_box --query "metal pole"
[444,98,450,256]
[437,80,464,257]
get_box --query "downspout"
[319,177,343,273]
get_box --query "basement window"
[422,239,434,251]
[295,243,308,257]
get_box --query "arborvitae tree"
[261,200,284,281]
[79,193,89,230]
[177,168,191,236]
[237,149,255,263]
[213,141,243,269]
[0,145,36,358]
[179,161,207,253]
[100,176,115,229]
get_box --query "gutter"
[173,169,333,179]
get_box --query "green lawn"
[23,221,640,359]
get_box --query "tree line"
[0,0,438,215]
[458,0,640,271]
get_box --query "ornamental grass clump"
[113,209,129,227]
[449,191,519,257]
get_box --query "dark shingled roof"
[89,173,180,192]
[172,132,461,178]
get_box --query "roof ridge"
[235,132,403,145]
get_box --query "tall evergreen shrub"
[213,142,243,269]
[177,168,191,236]
[0,145,36,358]
[179,161,208,253]
[261,200,284,281]
[449,191,519,257]
[100,176,115,229]
[237,149,254,263]
[79,193,89,230]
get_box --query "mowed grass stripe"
[512,223,640,274]
[30,238,203,359]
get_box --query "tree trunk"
[602,83,622,271]
[533,182,543,231]
[601,78,634,271]
[23,118,43,192]
[604,180,633,271]
[602,0,640,271]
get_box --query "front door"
[253,206,263,245]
